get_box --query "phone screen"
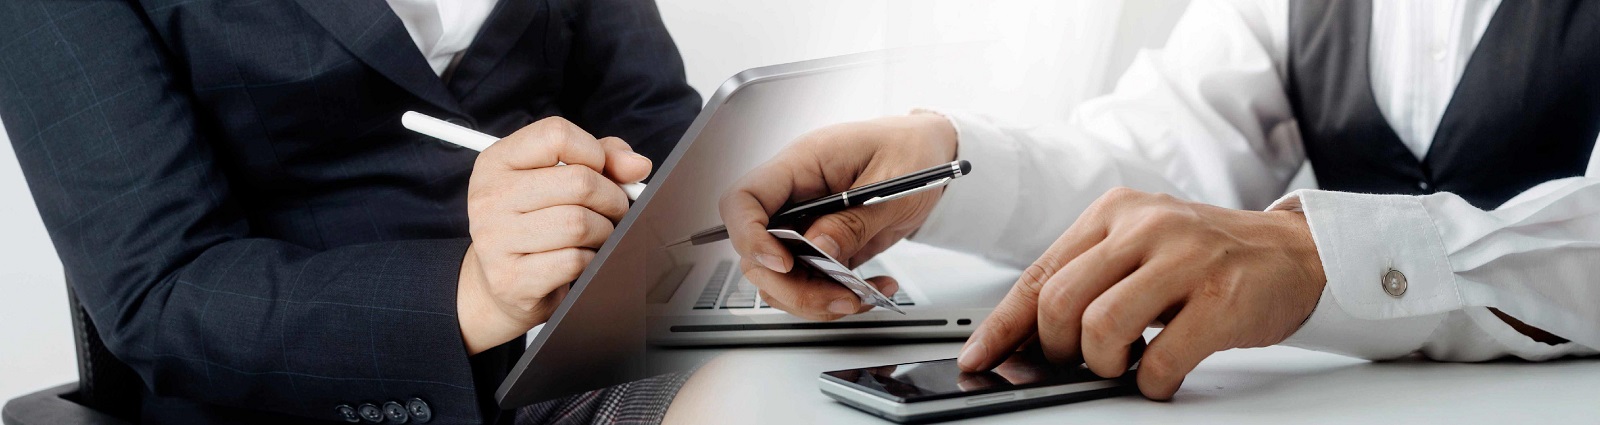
[822,351,1123,403]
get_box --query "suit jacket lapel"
[292,0,464,115]
[445,0,545,99]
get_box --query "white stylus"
[401,111,646,200]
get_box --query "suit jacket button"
[383,401,410,424]
[407,398,434,423]
[358,403,384,423]
[335,405,361,423]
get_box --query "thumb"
[801,209,884,264]
[597,136,651,183]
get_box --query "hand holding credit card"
[768,229,905,314]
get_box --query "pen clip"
[861,178,952,206]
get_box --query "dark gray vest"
[1287,0,1600,209]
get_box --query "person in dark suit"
[0,0,700,423]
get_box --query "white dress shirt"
[385,0,501,77]
[913,0,1600,361]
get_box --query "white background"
[0,0,1194,403]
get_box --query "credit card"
[769,229,905,314]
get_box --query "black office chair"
[3,283,141,425]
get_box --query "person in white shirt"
[719,0,1600,400]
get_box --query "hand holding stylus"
[422,113,654,355]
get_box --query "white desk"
[659,339,1600,424]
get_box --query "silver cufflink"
[1382,269,1408,297]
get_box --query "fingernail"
[828,299,858,315]
[958,339,986,371]
[812,234,841,257]
[755,254,788,273]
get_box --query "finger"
[1036,237,1143,365]
[498,248,597,311]
[959,211,1112,372]
[504,205,616,254]
[738,257,861,321]
[846,275,902,315]
[959,276,1041,372]
[486,116,606,173]
[597,136,652,183]
[991,358,1044,383]
[764,285,873,316]
[1136,305,1224,400]
[1078,261,1186,378]
[801,208,892,265]
[866,275,899,298]
[497,166,630,220]
[848,235,902,270]
[718,170,803,274]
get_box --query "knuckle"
[1129,209,1181,236]
[533,119,578,150]
[484,269,518,299]
[1086,188,1133,218]
[1035,281,1074,317]
[1148,207,1190,226]
[1139,346,1180,383]
[717,188,740,210]
[563,216,594,244]
[1104,187,1138,202]
[1080,303,1120,346]
[531,116,574,134]
[565,166,601,198]
[1198,277,1246,311]
[556,248,593,278]
[547,206,590,239]
[828,210,870,234]
[1018,260,1058,296]
[982,309,1026,336]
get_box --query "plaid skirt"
[515,372,691,425]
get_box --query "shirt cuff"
[1269,189,1457,359]
[910,110,1023,254]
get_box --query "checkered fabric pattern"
[517,372,692,425]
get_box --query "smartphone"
[767,229,903,314]
[818,340,1144,423]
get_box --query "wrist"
[908,109,959,164]
[1272,210,1325,328]
[457,246,507,355]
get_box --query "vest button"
[1417,181,1431,191]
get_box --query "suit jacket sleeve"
[557,0,703,168]
[0,1,499,423]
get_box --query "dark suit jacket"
[0,0,701,423]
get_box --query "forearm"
[911,111,1185,269]
[913,0,1304,267]
[84,236,493,422]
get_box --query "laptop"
[497,49,1017,408]
[646,236,1015,346]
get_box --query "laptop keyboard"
[692,260,914,309]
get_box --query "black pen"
[665,160,972,247]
